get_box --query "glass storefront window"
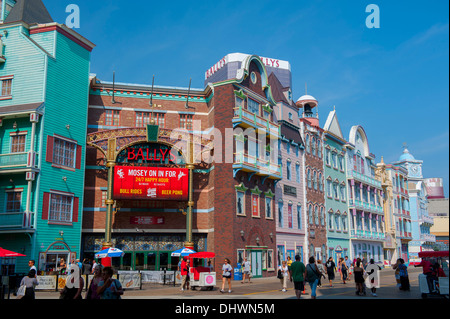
[45,253,69,273]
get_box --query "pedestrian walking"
[306,256,322,299]
[180,258,190,291]
[286,256,293,276]
[241,257,252,284]
[289,255,306,299]
[396,259,410,291]
[345,256,352,280]
[325,257,336,287]
[28,260,37,275]
[316,260,326,288]
[19,269,39,300]
[86,265,103,299]
[353,260,365,296]
[97,266,123,299]
[337,258,342,281]
[366,259,381,297]
[392,259,401,288]
[340,257,348,284]
[82,258,92,275]
[60,264,84,299]
[220,258,233,293]
[92,259,99,273]
[414,257,434,293]
[278,261,289,292]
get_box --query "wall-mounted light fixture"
[12,121,17,130]
[66,124,70,130]
[269,233,273,239]
[255,236,260,245]
[240,230,245,238]
[62,176,67,182]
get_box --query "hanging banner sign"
[113,166,189,201]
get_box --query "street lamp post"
[101,138,117,267]
[184,138,195,250]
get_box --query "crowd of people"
[17,254,448,300]
[17,259,123,300]
[277,255,385,299]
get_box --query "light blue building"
[394,146,435,264]
[323,110,350,262]
[345,126,384,264]
[0,0,94,274]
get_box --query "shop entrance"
[250,251,262,278]
[111,251,179,271]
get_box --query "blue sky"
[44,0,449,196]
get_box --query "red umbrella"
[0,247,26,257]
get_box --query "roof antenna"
[112,71,116,104]
[185,78,192,109]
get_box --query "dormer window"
[1,0,17,22]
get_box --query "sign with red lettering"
[130,216,165,225]
[116,142,185,165]
[113,166,189,201]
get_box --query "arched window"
[314,206,319,225]
[317,140,322,158]
[321,206,325,226]
[312,137,316,156]
[306,135,310,153]
[328,210,333,229]
[307,169,311,188]
[313,171,317,190]
[319,173,323,192]
[342,213,347,231]
[308,205,313,224]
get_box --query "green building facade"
[323,110,350,262]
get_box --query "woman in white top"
[20,269,39,300]
[278,261,289,292]
[220,258,233,293]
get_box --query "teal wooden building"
[323,110,351,261]
[0,0,94,274]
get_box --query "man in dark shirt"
[289,255,307,299]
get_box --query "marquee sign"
[113,166,189,201]
[116,142,185,165]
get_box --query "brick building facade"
[297,95,327,262]
[82,55,282,277]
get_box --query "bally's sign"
[113,166,189,201]
[116,142,185,165]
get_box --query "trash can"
[233,266,242,281]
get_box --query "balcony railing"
[0,212,35,230]
[349,199,383,213]
[233,106,280,137]
[348,170,382,188]
[0,152,28,167]
[0,151,39,169]
[234,152,281,178]
[420,233,436,243]
[420,215,434,225]
[350,229,385,240]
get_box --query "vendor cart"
[188,252,216,291]
[417,250,449,299]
